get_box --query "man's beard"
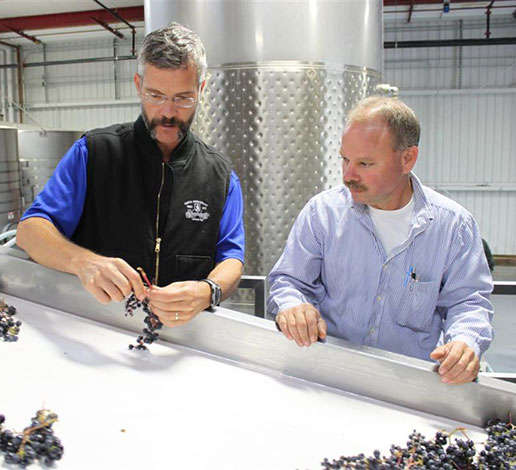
[141,107,195,142]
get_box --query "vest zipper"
[154,162,165,284]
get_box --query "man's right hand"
[275,303,327,347]
[73,254,147,304]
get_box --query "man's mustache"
[344,181,367,191]
[150,116,184,128]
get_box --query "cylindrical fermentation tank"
[17,127,83,211]
[145,0,383,277]
[0,125,22,231]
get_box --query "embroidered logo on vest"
[184,200,210,222]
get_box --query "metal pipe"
[93,0,136,55]
[15,47,23,122]
[485,1,494,39]
[385,37,516,48]
[384,0,515,5]
[113,39,119,100]
[0,7,143,34]
[42,43,48,103]
[27,98,138,109]
[5,27,41,45]
[385,19,516,34]
[0,54,137,69]
[384,4,516,14]
[91,17,125,39]
[458,20,463,89]
[0,49,7,120]
[0,39,17,48]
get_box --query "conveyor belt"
[0,294,490,469]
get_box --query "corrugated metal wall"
[384,17,516,255]
[21,36,142,129]
[3,16,515,254]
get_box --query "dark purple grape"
[125,293,163,351]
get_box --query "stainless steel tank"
[145,0,383,278]
[17,128,83,211]
[0,126,22,230]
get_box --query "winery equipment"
[0,125,22,231]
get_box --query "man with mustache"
[268,97,493,385]
[17,22,245,327]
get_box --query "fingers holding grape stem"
[124,267,162,351]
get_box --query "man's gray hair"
[346,96,420,151]
[137,22,207,85]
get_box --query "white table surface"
[0,293,486,470]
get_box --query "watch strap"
[201,279,222,307]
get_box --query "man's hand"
[275,303,327,347]
[73,255,146,304]
[430,341,480,384]
[147,281,211,327]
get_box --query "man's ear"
[134,73,141,94]
[402,146,418,174]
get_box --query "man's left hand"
[147,281,211,327]
[430,341,479,384]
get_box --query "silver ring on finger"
[175,313,180,321]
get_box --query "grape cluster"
[0,298,21,342]
[478,419,516,468]
[320,419,515,469]
[124,267,163,351]
[0,409,64,467]
[125,294,162,350]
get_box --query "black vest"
[72,116,232,286]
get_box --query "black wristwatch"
[201,279,222,307]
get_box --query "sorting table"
[1,251,515,469]
[0,294,496,470]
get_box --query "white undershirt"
[368,195,415,256]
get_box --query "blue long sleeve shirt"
[267,173,494,361]
[21,136,245,264]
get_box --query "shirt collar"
[349,172,434,224]
[409,172,434,225]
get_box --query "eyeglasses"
[140,90,197,109]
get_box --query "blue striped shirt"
[267,174,494,361]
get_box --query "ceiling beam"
[0,6,143,34]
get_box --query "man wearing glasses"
[17,23,245,328]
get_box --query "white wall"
[384,17,516,254]
[17,35,143,130]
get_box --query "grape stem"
[17,413,57,457]
[137,267,152,288]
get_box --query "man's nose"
[343,162,358,182]
[159,99,178,117]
